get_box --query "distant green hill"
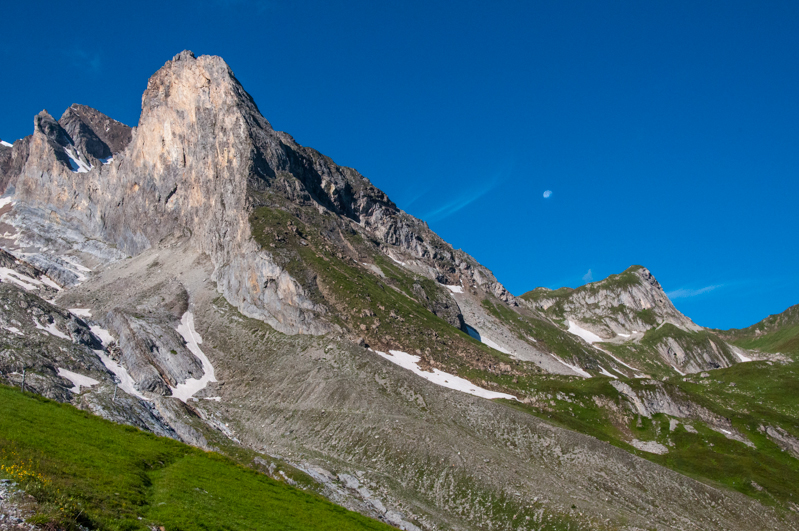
[716,304,799,357]
[0,385,392,531]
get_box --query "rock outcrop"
[3,51,512,336]
[521,265,700,339]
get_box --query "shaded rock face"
[0,136,30,195]
[59,104,132,156]
[0,283,179,440]
[654,334,736,373]
[6,50,510,335]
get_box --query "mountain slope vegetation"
[1,50,797,530]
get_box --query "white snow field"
[444,284,463,293]
[57,368,99,393]
[90,325,115,347]
[95,350,148,400]
[0,140,13,147]
[69,308,92,318]
[479,335,512,354]
[598,366,618,378]
[551,355,592,378]
[0,267,42,291]
[566,320,605,344]
[34,319,70,340]
[64,148,92,173]
[373,349,516,401]
[171,311,217,402]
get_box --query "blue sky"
[2,1,797,329]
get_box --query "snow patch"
[64,148,92,173]
[551,355,592,378]
[99,156,113,165]
[373,349,516,401]
[0,140,13,148]
[57,368,99,393]
[69,308,92,318]
[480,335,511,354]
[2,326,23,336]
[444,284,463,294]
[598,366,618,378]
[388,255,407,267]
[0,196,14,209]
[35,319,70,340]
[90,325,115,347]
[0,267,41,291]
[734,349,752,362]
[95,349,147,400]
[566,320,605,344]
[61,257,92,273]
[40,276,62,291]
[671,365,686,376]
[617,332,631,338]
[171,311,217,402]
[597,347,637,371]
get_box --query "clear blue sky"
[2,1,797,329]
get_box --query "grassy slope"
[248,207,799,510]
[249,206,543,383]
[500,359,799,509]
[518,265,645,318]
[0,385,393,531]
[717,304,799,358]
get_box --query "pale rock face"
[9,51,329,335]
[5,50,512,335]
[524,266,700,339]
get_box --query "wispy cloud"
[543,190,552,198]
[64,48,101,73]
[400,187,430,210]
[582,269,593,282]
[666,285,722,299]
[423,174,504,222]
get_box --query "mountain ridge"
[2,50,799,531]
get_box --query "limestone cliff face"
[10,52,329,334]
[521,266,700,338]
[5,50,512,335]
[520,265,743,374]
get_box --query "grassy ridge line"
[716,304,799,357]
[249,206,539,381]
[0,385,393,531]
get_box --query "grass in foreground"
[0,385,393,531]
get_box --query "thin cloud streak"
[423,173,505,222]
[666,285,722,299]
[64,48,101,73]
[582,269,593,282]
[400,187,430,210]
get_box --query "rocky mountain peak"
[521,264,699,339]
[34,110,72,147]
[172,49,197,62]
[59,104,132,155]
[4,51,516,338]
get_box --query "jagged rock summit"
[2,50,513,337]
[2,50,798,531]
[521,265,701,338]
